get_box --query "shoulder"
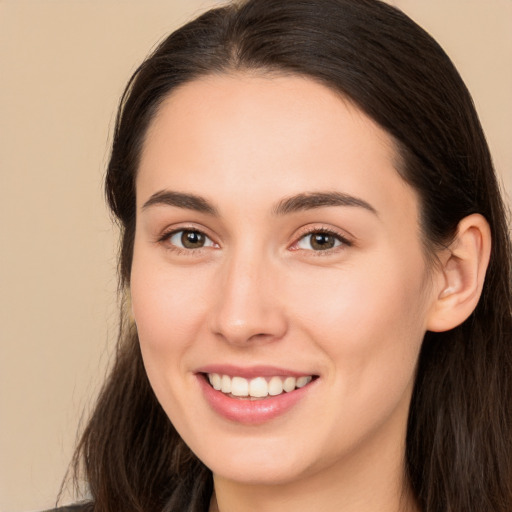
[42,504,92,512]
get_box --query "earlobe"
[427,214,491,332]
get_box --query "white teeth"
[207,373,314,398]
[221,374,232,393]
[283,376,296,392]
[231,376,249,396]
[249,377,268,397]
[296,376,312,388]
[268,376,283,396]
[209,373,222,390]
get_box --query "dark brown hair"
[69,1,512,510]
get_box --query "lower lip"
[197,375,316,425]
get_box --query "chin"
[188,433,315,485]
[209,456,310,486]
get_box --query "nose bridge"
[210,243,287,345]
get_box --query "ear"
[427,214,491,332]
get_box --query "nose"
[209,249,288,346]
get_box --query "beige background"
[1,1,511,511]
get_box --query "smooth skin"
[130,74,491,512]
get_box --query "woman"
[55,0,512,511]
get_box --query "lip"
[196,366,318,425]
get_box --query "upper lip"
[196,364,317,379]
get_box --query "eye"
[166,229,217,250]
[294,230,349,251]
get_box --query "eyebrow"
[272,191,378,216]
[142,190,218,215]
[141,190,377,217]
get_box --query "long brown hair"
[69,1,512,510]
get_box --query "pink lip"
[196,370,318,425]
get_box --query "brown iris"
[181,230,206,249]
[310,233,337,250]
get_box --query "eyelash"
[157,226,352,255]
[290,227,352,255]
[157,226,218,255]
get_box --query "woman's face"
[131,74,439,486]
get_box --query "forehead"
[141,72,396,168]
[137,73,416,222]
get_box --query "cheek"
[288,254,429,383]
[129,250,216,424]
[130,251,211,365]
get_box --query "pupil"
[311,233,335,250]
[182,231,204,248]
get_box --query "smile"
[197,368,319,424]
[207,373,314,399]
